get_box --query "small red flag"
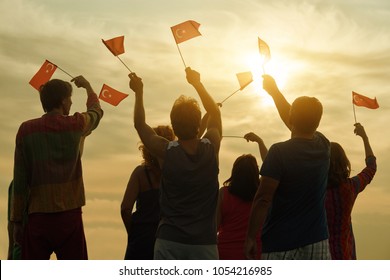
[102,36,125,56]
[29,60,57,90]
[171,20,201,44]
[236,72,253,90]
[258,37,271,64]
[99,84,128,106]
[352,91,379,109]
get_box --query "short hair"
[289,96,323,134]
[139,125,175,167]
[170,95,201,140]
[39,79,72,112]
[223,154,260,202]
[327,142,351,188]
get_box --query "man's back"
[260,131,330,252]
[14,112,87,216]
[157,138,219,245]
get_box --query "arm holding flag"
[185,67,222,153]
[244,132,268,161]
[354,123,374,159]
[71,76,103,136]
[130,73,168,160]
[262,75,292,131]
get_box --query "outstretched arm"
[244,132,268,161]
[186,67,222,151]
[130,73,168,160]
[71,75,103,135]
[354,123,374,158]
[262,75,291,131]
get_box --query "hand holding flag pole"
[219,72,253,105]
[171,20,202,68]
[102,35,133,73]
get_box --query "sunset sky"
[1,0,389,259]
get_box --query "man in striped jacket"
[10,76,103,260]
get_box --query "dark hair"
[290,96,323,134]
[139,125,175,167]
[170,95,201,140]
[223,154,260,202]
[39,79,72,112]
[327,142,351,188]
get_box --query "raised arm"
[185,67,222,151]
[244,132,268,161]
[71,75,103,135]
[262,75,291,131]
[354,123,374,158]
[129,73,168,160]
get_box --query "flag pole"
[48,60,74,79]
[219,89,240,105]
[352,102,357,124]
[176,44,187,68]
[223,135,244,139]
[56,65,74,79]
[116,56,133,73]
[262,64,266,75]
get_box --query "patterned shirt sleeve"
[80,92,104,136]
[350,155,377,195]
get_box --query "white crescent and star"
[45,63,55,73]
[101,89,112,99]
[175,28,186,38]
[354,95,362,102]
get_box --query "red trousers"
[22,208,88,260]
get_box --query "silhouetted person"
[245,75,331,260]
[326,123,376,259]
[121,125,175,260]
[129,67,222,259]
[10,76,103,259]
[217,132,267,259]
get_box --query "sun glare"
[243,52,290,107]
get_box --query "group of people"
[8,66,376,260]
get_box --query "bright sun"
[243,51,290,107]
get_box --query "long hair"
[139,125,175,167]
[327,142,351,188]
[223,154,260,202]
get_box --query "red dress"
[217,187,261,259]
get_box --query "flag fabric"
[236,72,253,90]
[171,20,201,44]
[102,36,125,56]
[29,60,57,90]
[99,84,128,106]
[258,37,271,63]
[352,91,379,109]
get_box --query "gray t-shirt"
[157,138,219,245]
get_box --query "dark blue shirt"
[260,132,330,252]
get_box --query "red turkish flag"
[102,36,125,56]
[29,60,57,90]
[171,20,201,44]
[99,84,128,106]
[352,91,379,109]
